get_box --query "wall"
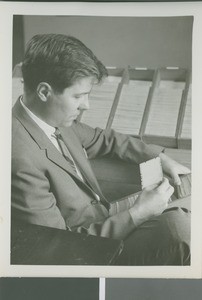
[19,15,193,70]
[13,15,24,68]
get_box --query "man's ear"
[36,82,52,102]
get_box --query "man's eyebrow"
[74,91,91,95]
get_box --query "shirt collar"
[20,96,55,138]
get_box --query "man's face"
[46,77,94,127]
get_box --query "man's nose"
[79,95,90,110]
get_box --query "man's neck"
[22,92,39,114]
[21,93,53,126]
[22,92,53,127]
[20,96,56,136]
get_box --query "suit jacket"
[12,99,163,240]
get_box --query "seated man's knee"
[147,207,191,265]
[161,207,190,244]
[115,207,190,265]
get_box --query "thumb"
[144,182,160,191]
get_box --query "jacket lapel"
[12,99,108,205]
[12,99,85,182]
[59,126,105,198]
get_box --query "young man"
[12,34,190,265]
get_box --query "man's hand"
[159,152,191,186]
[129,178,174,226]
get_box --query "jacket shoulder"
[12,115,23,137]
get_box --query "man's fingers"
[156,178,174,197]
[157,180,174,203]
[144,183,159,191]
[156,177,170,193]
[172,173,181,186]
[167,184,174,198]
[180,166,191,174]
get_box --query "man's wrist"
[128,205,148,228]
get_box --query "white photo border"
[0,1,202,278]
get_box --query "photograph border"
[0,1,202,278]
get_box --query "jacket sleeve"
[12,156,138,240]
[75,209,136,240]
[12,156,67,230]
[72,121,164,164]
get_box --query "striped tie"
[54,128,79,177]
[54,128,100,203]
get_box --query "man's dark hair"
[22,34,108,93]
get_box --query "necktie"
[54,128,100,203]
[54,128,80,177]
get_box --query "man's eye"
[75,95,82,99]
